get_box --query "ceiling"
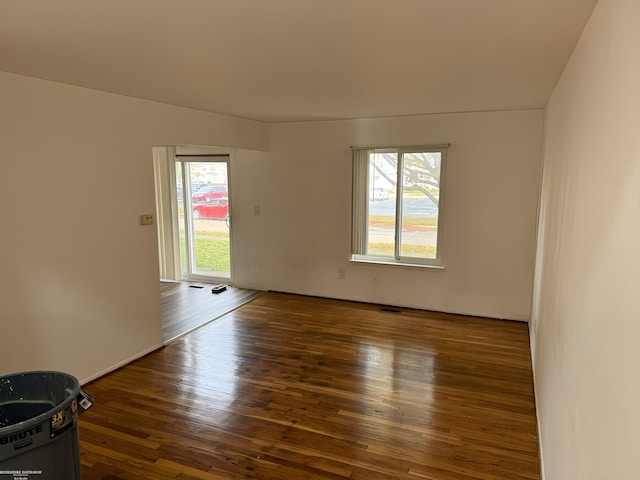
[0,0,598,123]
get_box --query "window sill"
[350,256,445,271]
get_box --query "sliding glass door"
[175,157,231,282]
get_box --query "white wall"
[235,111,543,320]
[531,0,640,477]
[0,72,267,383]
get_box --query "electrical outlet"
[338,268,346,280]
[139,214,154,225]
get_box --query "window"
[176,158,232,281]
[351,145,448,267]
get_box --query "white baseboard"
[529,324,545,480]
[79,343,164,385]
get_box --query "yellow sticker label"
[51,411,64,428]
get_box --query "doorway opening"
[153,147,232,284]
[154,146,265,343]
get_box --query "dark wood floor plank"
[81,292,539,479]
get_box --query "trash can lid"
[0,371,80,431]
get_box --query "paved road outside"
[369,196,438,217]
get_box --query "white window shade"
[351,148,370,255]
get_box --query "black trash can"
[0,371,93,480]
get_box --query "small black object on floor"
[211,284,227,294]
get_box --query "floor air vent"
[380,307,401,314]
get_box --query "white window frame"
[351,144,448,268]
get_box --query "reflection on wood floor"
[80,292,540,480]
[161,280,265,343]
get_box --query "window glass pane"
[399,152,441,259]
[189,162,231,278]
[367,152,397,257]
[176,159,232,281]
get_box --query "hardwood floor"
[80,293,540,479]
[161,281,265,343]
